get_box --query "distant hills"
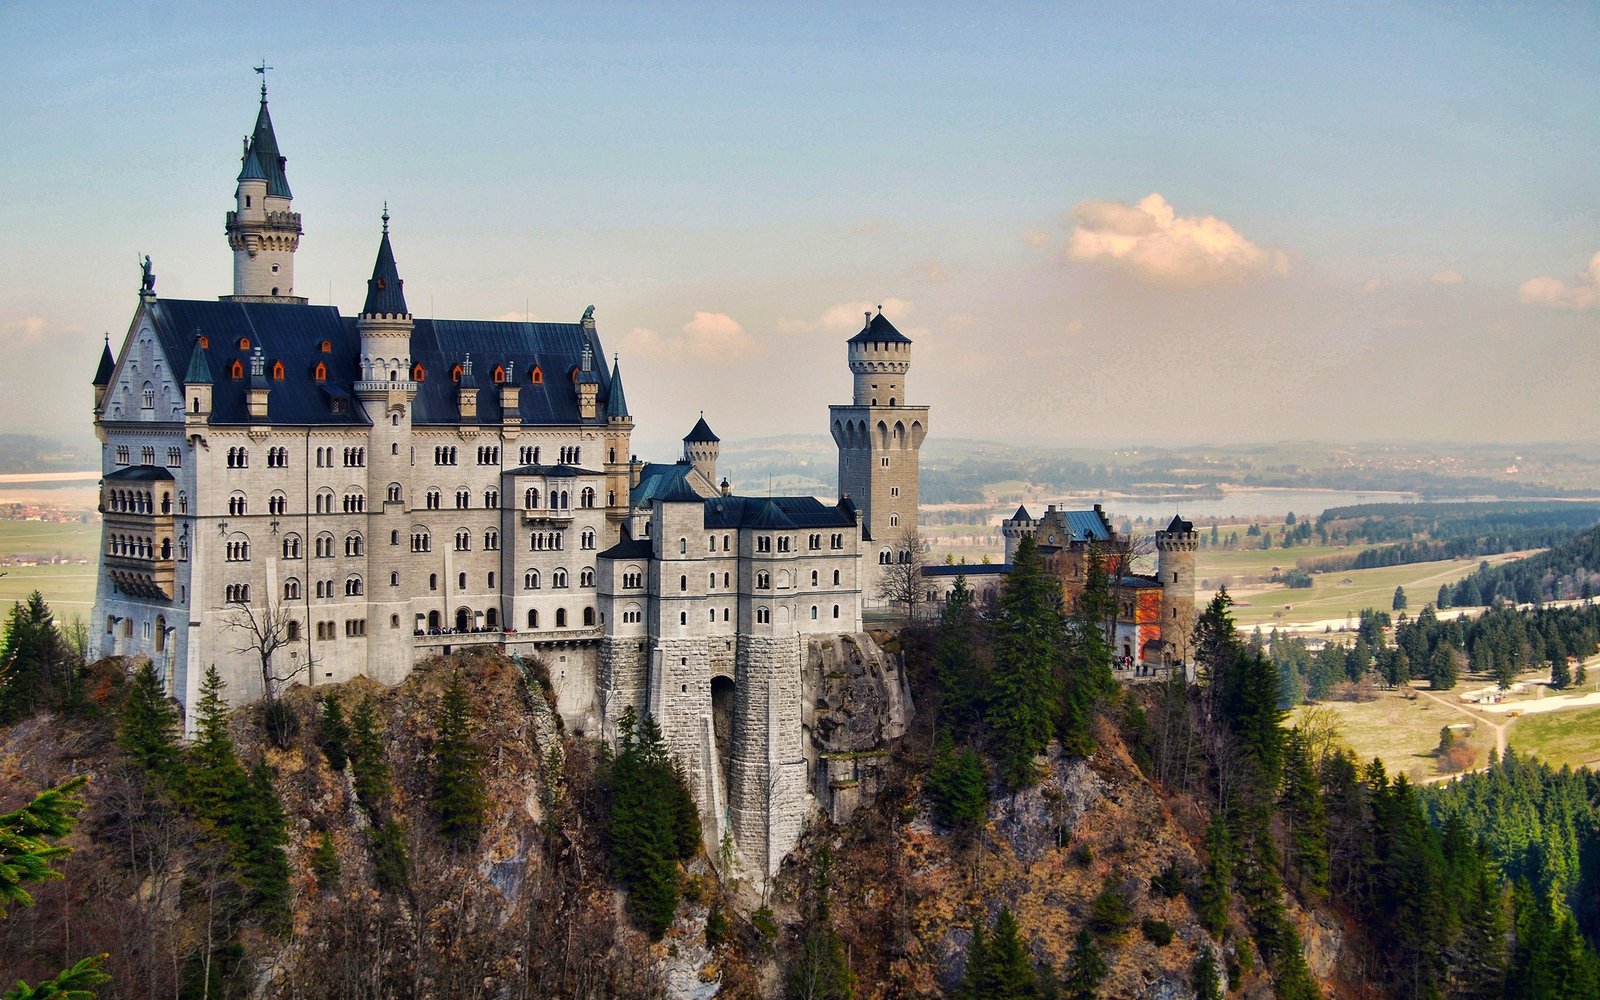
[0,433,97,475]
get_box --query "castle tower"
[1155,515,1199,667]
[354,212,418,683]
[683,414,719,485]
[1001,504,1035,564]
[223,80,304,302]
[828,310,930,599]
[92,334,114,414]
[603,357,634,523]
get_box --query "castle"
[923,505,1198,678]
[90,84,925,874]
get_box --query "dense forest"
[1450,522,1600,605]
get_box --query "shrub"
[1089,885,1133,937]
[1141,917,1174,946]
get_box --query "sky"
[2,2,1598,456]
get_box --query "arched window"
[581,487,596,508]
[527,609,539,629]
[484,528,499,550]
[832,605,840,619]
[679,537,687,554]
[284,578,301,600]
[757,572,770,589]
[811,606,818,620]
[388,483,402,502]
[583,607,595,626]
[287,621,301,641]
[756,607,770,624]
[555,608,567,627]
[525,570,541,589]
[679,611,687,626]
[313,362,327,382]
[320,340,332,353]
[554,569,569,588]
[811,571,819,586]
[345,532,364,556]
[580,568,594,587]
[237,337,250,350]
[282,534,301,559]
[390,571,399,587]
[680,575,688,592]
[833,570,841,585]
[345,576,363,596]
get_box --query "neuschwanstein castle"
[91,84,931,873]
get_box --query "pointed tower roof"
[684,414,719,443]
[606,357,629,419]
[92,335,115,386]
[361,208,409,317]
[847,310,912,346]
[1009,504,1033,522]
[243,85,292,198]
[184,335,213,385]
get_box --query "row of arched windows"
[226,447,248,468]
[106,534,171,561]
[104,488,168,515]
[523,606,592,629]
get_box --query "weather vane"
[254,60,273,97]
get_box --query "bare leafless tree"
[224,594,310,704]
[875,526,928,623]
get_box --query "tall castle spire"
[223,73,304,302]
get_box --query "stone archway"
[456,607,471,632]
[711,675,736,792]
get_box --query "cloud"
[1519,251,1600,310]
[0,316,47,344]
[778,298,916,336]
[1022,229,1052,250]
[1432,271,1464,285]
[1063,192,1288,285]
[621,312,751,363]
[912,257,950,284]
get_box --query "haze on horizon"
[2,2,1597,458]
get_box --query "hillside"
[1454,520,1600,604]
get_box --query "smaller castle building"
[924,506,1197,678]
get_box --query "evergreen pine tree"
[183,666,248,832]
[316,694,350,771]
[935,574,987,734]
[0,593,60,723]
[1550,652,1571,690]
[235,759,291,926]
[432,669,487,842]
[1193,944,1224,1000]
[1279,728,1329,899]
[926,734,988,834]
[987,535,1062,788]
[1437,584,1451,610]
[983,907,1036,998]
[1429,643,1458,691]
[606,707,684,938]
[117,661,180,776]
[958,919,991,999]
[1061,548,1116,756]
[369,817,411,893]
[1195,815,1233,938]
[1060,926,1107,1000]
[0,776,110,999]
[349,696,391,816]
[1393,586,1407,611]
[309,831,340,891]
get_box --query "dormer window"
[229,360,244,380]
[271,360,285,381]
[530,365,543,384]
[237,337,250,350]
[492,365,506,384]
[451,364,463,383]
[320,340,332,353]
[197,335,209,349]
[412,363,425,382]
[313,362,327,382]
[570,367,580,383]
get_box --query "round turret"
[848,311,912,406]
[683,414,720,484]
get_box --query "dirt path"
[1411,685,1508,759]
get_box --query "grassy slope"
[0,521,100,623]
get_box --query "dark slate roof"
[1164,515,1194,533]
[847,311,912,346]
[599,535,654,560]
[505,464,601,477]
[147,299,364,425]
[93,338,115,386]
[1117,575,1164,590]
[1008,505,1032,522]
[408,318,613,426]
[606,359,629,419]
[360,220,409,317]
[922,563,1011,577]
[183,336,213,384]
[631,462,697,507]
[684,415,719,443]
[1064,509,1113,541]
[244,94,292,199]
[104,465,175,483]
[702,495,858,530]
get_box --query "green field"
[1220,554,1518,629]
[0,521,100,625]
[1506,707,1600,771]
[1292,688,1494,783]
